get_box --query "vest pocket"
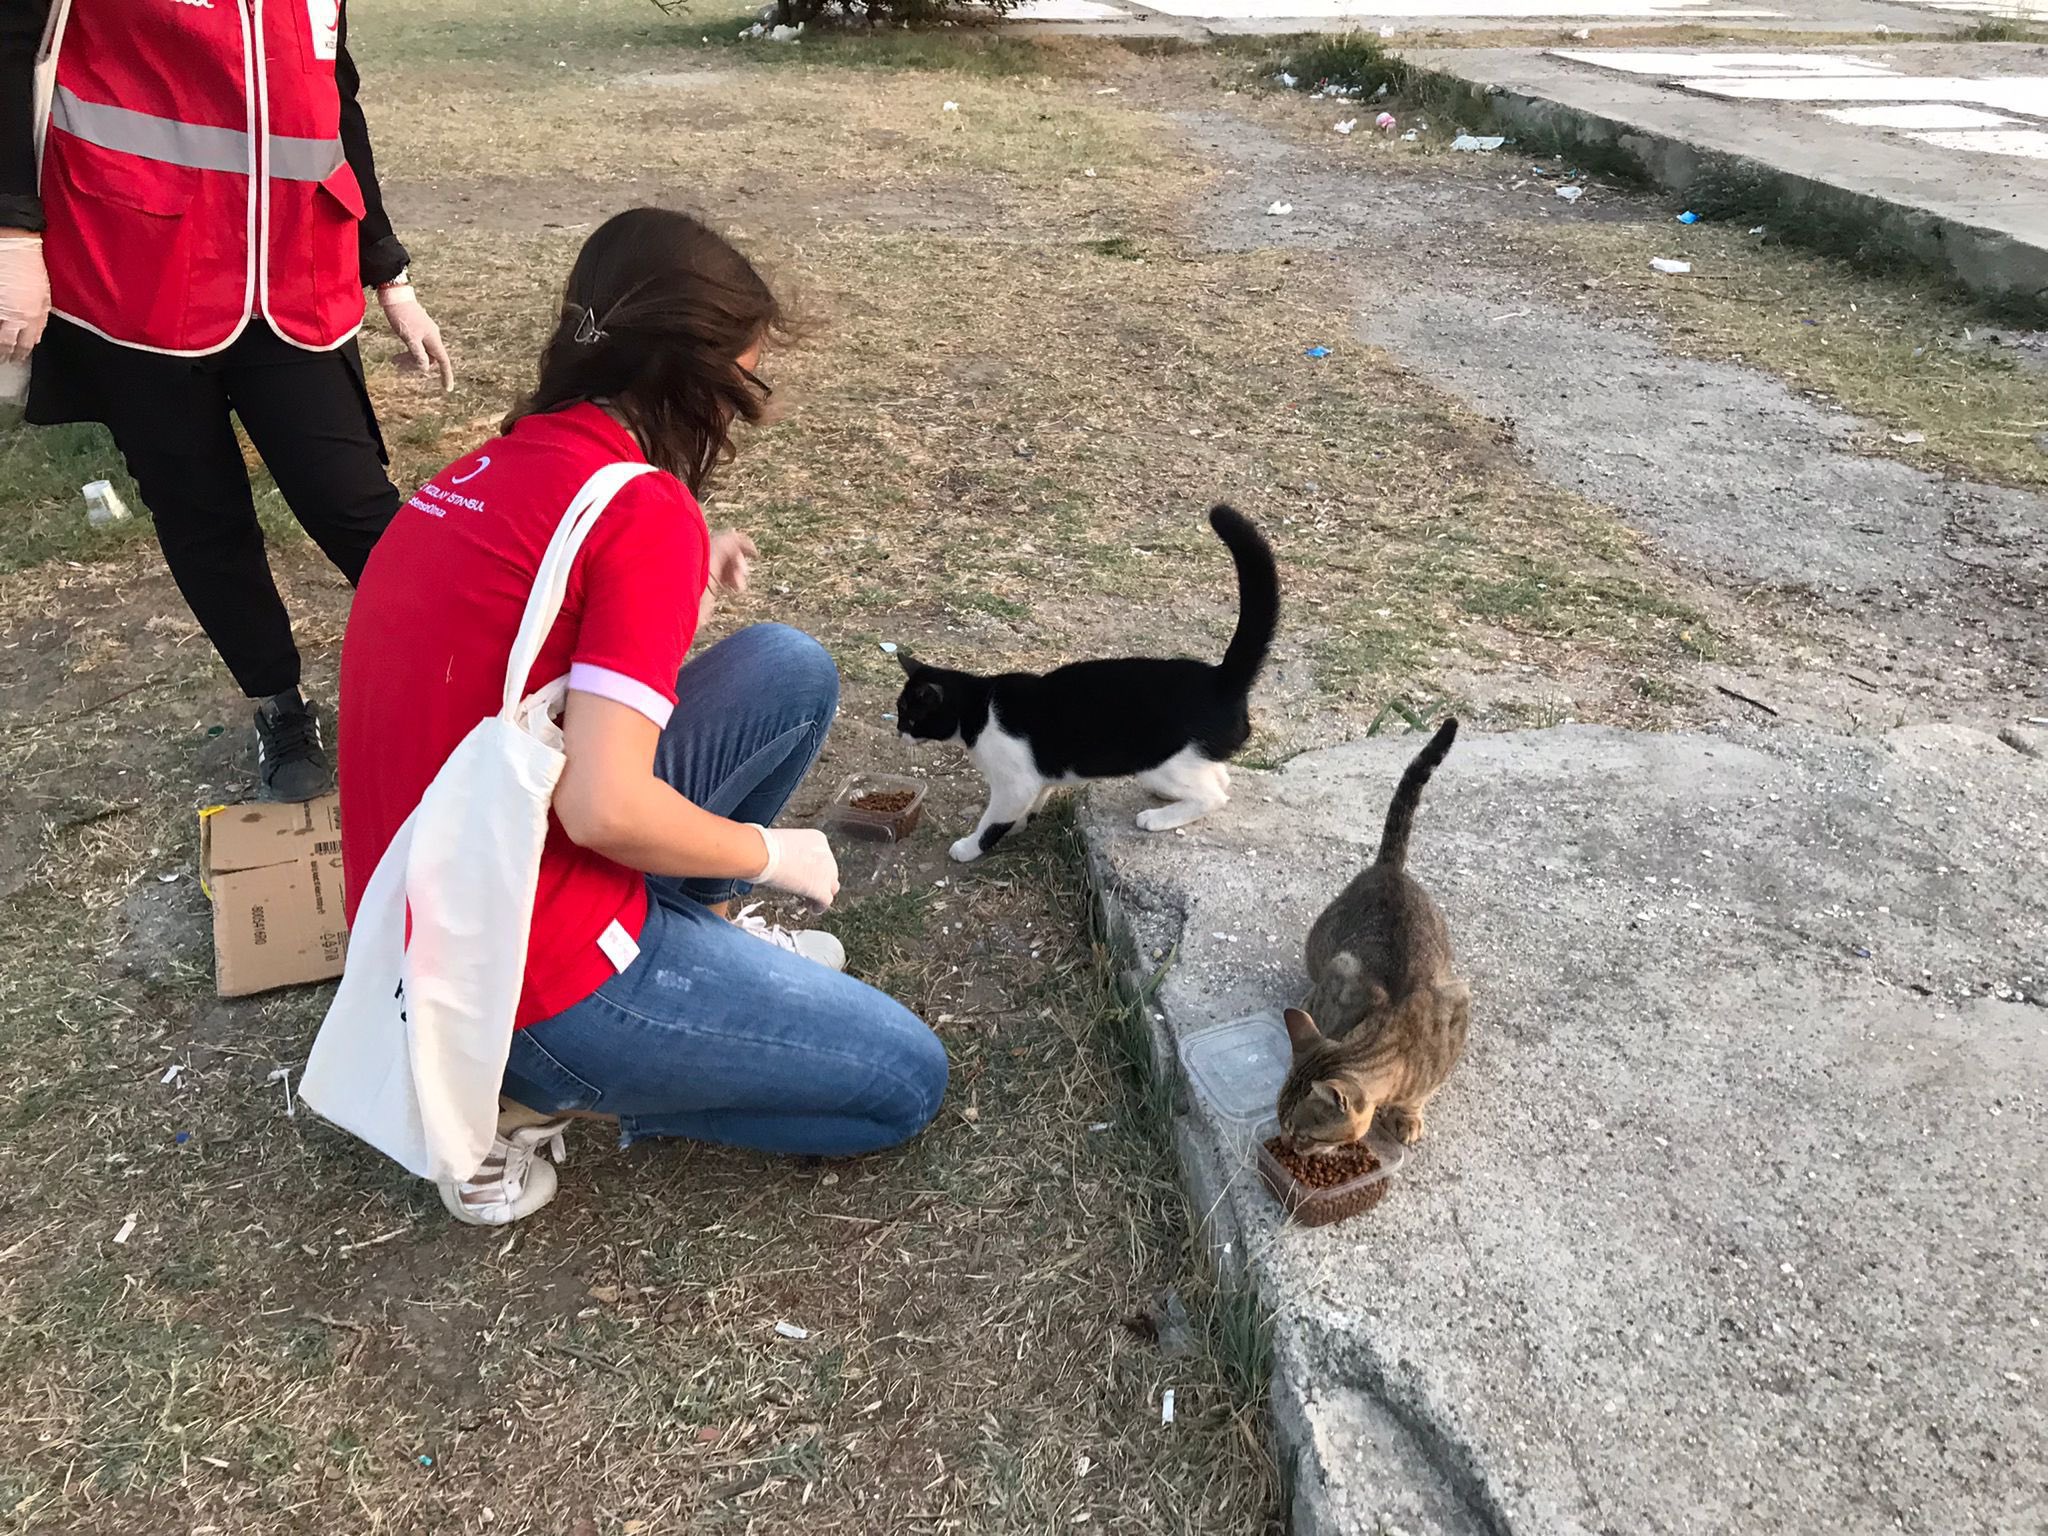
[54,132,199,218]
[45,134,214,351]
[281,163,369,345]
[317,162,367,222]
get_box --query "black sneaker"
[254,689,334,802]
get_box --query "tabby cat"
[1276,719,1470,1151]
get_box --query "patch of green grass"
[1366,695,1447,736]
[1271,31,1407,97]
[151,1251,222,1296]
[355,0,679,67]
[1207,1268,1276,1404]
[1232,742,1294,772]
[0,410,312,574]
[953,588,1032,622]
[1311,603,1434,695]
[1086,235,1144,261]
[0,414,151,572]
[1060,807,1177,1134]
[1630,673,1687,705]
[747,496,842,560]
[1455,557,1706,644]
[821,887,933,979]
[325,1426,371,1466]
[1963,16,2048,41]
[245,1422,301,1481]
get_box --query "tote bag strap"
[32,0,73,172]
[497,461,660,720]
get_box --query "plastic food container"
[1256,1129,1408,1228]
[1180,1011,1294,1145]
[1180,1011,1409,1227]
[818,773,926,842]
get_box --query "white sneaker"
[733,902,846,972]
[437,1119,569,1227]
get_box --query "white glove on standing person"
[377,278,454,392]
[0,234,51,367]
[751,826,840,910]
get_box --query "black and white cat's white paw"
[951,817,1017,862]
[1135,801,1222,832]
[1133,751,1230,833]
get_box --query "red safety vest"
[39,1,366,356]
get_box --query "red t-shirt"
[339,403,709,1026]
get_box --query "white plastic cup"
[83,479,132,527]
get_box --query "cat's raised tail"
[1376,717,1459,869]
[1210,504,1280,695]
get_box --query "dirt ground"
[1,4,2043,1534]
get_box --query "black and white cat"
[894,504,1279,863]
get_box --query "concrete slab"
[1083,722,2047,1535]
[1401,43,2048,308]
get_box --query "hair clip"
[572,305,607,345]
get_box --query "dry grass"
[0,539,1281,1532]
[0,712,1279,1532]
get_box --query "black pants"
[27,319,400,699]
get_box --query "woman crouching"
[336,208,947,1225]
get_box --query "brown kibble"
[1263,1137,1379,1189]
[1257,1136,1391,1226]
[850,788,916,814]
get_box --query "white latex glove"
[0,235,50,367]
[708,529,756,595]
[751,825,839,910]
[697,530,757,631]
[377,282,454,392]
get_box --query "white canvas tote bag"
[301,461,657,1182]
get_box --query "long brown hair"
[503,207,785,493]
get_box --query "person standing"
[0,0,451,800]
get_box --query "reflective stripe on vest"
[52,83,343,184]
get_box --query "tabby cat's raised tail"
[1376,718,1459,869]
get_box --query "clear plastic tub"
[1179,1011,1294,1144]
[817,773,926,842]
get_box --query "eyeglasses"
[738,364,774,399]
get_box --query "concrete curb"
[1080,829,1484,1536]
[1399,54,2048,319]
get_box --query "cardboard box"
[199,795,349,997]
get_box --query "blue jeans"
[503,624,949,1156]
